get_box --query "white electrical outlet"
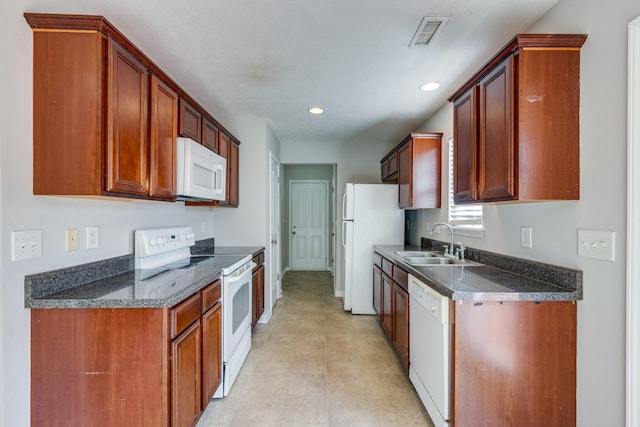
[66,228,79,252]
[11,230,43,261]
[577,229,615,261]
[86,226,99,249]
[520,226,533,248]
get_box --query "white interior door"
[290,180,328,270]
[269,153,282,301]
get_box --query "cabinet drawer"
[171,293,201,339]
[201,280,221,313]
[373,252,382,268]
[393,266,408,292]
[381,258,394,277]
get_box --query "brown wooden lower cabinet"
[372,264,382,315]
[172,320,202,427]
[372,251,577,424]
[392,282,409,369]
[251,251,265,329]
[373,251,410,369]
[452,300,576,426]
[31,280,222,427]
[381,272,393,337]
[201,302,222,408]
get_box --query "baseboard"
[257,310,272,324]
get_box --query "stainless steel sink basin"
[406,257,456,265]
[394,250,483,266]
[405,256,483,267]
[394,250,440,258]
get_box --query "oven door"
[223,264,253,361]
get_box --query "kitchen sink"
[404,256,483,267]
[394,250,483,266]
[394,251,441,258]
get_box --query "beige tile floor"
[197,271,434,427]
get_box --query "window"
[448,139,483,229]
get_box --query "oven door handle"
[225,262,257,283]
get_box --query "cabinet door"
[381,273,393,337]
[202,118,219,153]
[257,265,265,319]
[105,41,149,196]
[228,140,240,207]
[216,132,231,206]
[202,302,222,407]
[149,75,178,199]
[381,151,398,182]
[179,99,202,142]
[453,87,479,203]
[453,301,576,425]
[172,321,202,427]
[478,56,516,201]
[373,265,382,316]
[397,142,411,208]
[252,264,265,328]
[392,283,409,369]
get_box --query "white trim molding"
[627,15,640,427]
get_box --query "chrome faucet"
[430,222,456,259]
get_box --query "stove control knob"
[157,236,165,245]
[186,232,195,240]
[149,238,157,247]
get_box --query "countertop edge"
[25,244,265,309]
[375,245,583,301]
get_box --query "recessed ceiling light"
[308,107,324,114]
[420,81,441,91]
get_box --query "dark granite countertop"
[25,242,265,309]
[375,243,582,301]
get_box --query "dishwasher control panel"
[408,274,449,324]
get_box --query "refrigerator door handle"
[342,191,348,220]
[341,221,347,248]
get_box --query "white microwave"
[176,137,226,201]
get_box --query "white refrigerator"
[342,183,404,314]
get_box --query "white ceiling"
[27,0,559,145]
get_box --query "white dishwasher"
[408,274,452,427]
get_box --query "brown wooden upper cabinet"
[150,75,179,199]
[26,13,240,205]
[381,132,443,209]
[178,99,221,154]
[380,150,398,182]
[448,34,587,204]
[202,118,220,153]
[178,99,203,143]
[26,13,179,201]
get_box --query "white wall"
[408,1,640,424]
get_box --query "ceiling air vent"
[409,16,449,47]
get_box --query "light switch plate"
[520,226,533,248]
[577,229,615,261]
[66,228,79,252]
[11,230,42,261]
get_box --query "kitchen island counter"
[375,243,582,301]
